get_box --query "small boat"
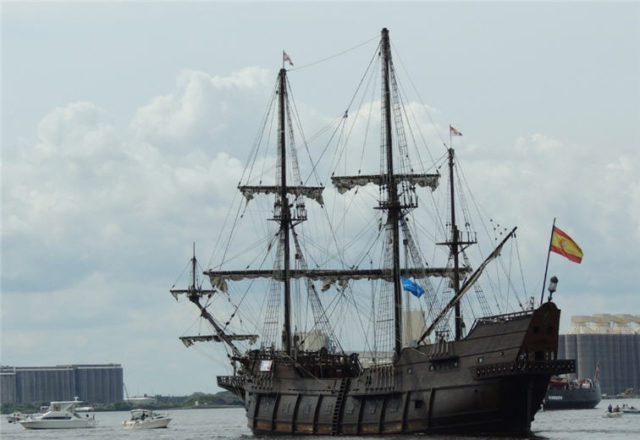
[621,405,640,414]
[602,410,623,418]
[122,409,171,429]
[7,412,26,423]
[19,400,97,429]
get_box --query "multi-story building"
[558,314,640,395]
[0,364,123,405]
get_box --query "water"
[2,399,638,439]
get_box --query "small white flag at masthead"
[283,51,294,66]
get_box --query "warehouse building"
[558,314,640,395]
[0,364,123,405]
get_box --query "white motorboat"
[122,409,171,429]
[19,400,97,429]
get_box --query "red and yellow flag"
[550,226,583,263]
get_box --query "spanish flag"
[550,226,583,263]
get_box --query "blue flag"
[401,277,424,298]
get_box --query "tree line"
[1,391,242,414]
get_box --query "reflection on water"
[2,399,639,440]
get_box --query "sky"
[2,1,639,396]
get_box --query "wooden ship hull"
[219,302,574,436]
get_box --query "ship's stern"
[509,301,575,430]
[467,302,574,434]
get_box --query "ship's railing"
[474,359,575,379]
[217,375,245,390]
[468,309,535,334]
[476,309,534,324]
[246,348,362,378]
[295,351,362,379]
[363,364,396,391]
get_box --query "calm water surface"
[2,399,638,440]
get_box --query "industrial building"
[0,364,123,405]
[558,314,640,396]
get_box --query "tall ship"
[171,28,574,435]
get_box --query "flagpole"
[540,217,556,305]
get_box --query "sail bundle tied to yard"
[206,266,470,294]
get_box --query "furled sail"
[239,185,325,205]
[179,334,258,348]
[331,173,439,194]
[205,266,470,293]
[169,288,216,300]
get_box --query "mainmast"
[328,28,449,358]
[278,68,293,355]
[380,28,403,358]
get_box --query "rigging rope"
[288,35,379,72]
[391,41,449,155]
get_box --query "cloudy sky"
[2,1,639,396]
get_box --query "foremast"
[204,65,330,356]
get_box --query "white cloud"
[454,131,640,299]
[131,67,271,151]
[2,4,638,394]
[2,68,272,291]
[2,69,276,395]
[36,102,120,159]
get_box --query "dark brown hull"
[220,302,574,436]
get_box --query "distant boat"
[122,409,171,429]
[602,410,623,418]
[543,376,601,409]
[7,412,27,423]
[621,405,640,414]
[19,400,97,429]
